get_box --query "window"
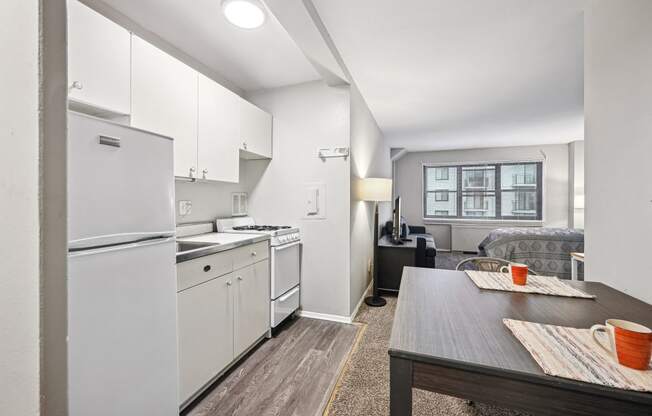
[434,167,449,180]
[424,162,543,220]
[424,167,457,217]
[434,191,449,201]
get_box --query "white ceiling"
[312,0,586,151]
[91,0,320,92]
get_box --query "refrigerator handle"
[69,231,176,251]
[69,236,175,258]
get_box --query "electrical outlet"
[179,200,192,217]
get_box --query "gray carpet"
[325,276,529,416]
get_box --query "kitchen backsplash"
[175,159,268,224]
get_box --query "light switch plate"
[303,183,326,219]
[179,200,192,217]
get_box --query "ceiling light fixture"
[222,0,266,30]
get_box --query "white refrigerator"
[67,112,178,416]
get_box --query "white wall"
[349,85,391,315]
[585,0,652,304]
[394,144,570,251]
[0,1,41,414]
[568,140,584,229]
[245,81,353,318]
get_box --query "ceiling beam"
[264,0,350,86]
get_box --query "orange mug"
[590,319,652,370]
[500,263,528,285]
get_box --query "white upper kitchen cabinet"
[67,0,131,115]
[198,74,240,183]
[131,36,198,178]
[239,99,272,159]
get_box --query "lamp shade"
[358,177,392,202]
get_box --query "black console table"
[377,235,420,292]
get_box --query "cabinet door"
[177,273,234,405]
[234,260,270,357]
[239,99,272,159]
[131,36,198,178]
[198,74,240,182]
[67,0,131,114]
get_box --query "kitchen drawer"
[177,252,232,292]
[271,286,299,328]
[232,241,269,271]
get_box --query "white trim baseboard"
[298,310,353,324]
[299,281,373,325]
[349,281,372,322]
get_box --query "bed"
[478,227,584,280]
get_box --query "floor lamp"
[358,178,393,307]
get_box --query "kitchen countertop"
[176,232,270,263]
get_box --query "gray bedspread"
[478,227,584,280]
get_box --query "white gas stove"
[216,217,301,329]
[216,217,300,247]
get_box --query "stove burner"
[232,225,292,232]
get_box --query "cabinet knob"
[226,281,232,286]
[251,251,257,256]
[203,265,211,272]
[69,81,83,91]
[189,167,196,178]
[202,168,208,179]
[237,276,243,281]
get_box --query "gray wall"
[349,85,391,315]
[394,143,570,251]
[585,0,652,304]
[246,81,353,318]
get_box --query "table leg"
[390,356,413,416]
[571,257,578,281]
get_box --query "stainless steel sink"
[176,241,218,253]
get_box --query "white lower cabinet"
[177,273,233,404]
[177,245,270,407]
[234,261,270,356]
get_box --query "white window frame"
[421,159,546,225]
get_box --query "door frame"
[41,0,69,414]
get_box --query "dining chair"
[455,256,539,275]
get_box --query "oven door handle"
[274,241,302,250]
[278,286,300,302]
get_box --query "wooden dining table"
[388,267,652,416]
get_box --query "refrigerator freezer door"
[68,112,175,249]
[68,238,178,416]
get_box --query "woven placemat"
[466,271,595,299]
[504,319,652,392]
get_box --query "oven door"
[271,241,301,299]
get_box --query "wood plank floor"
[184,317,360,416]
